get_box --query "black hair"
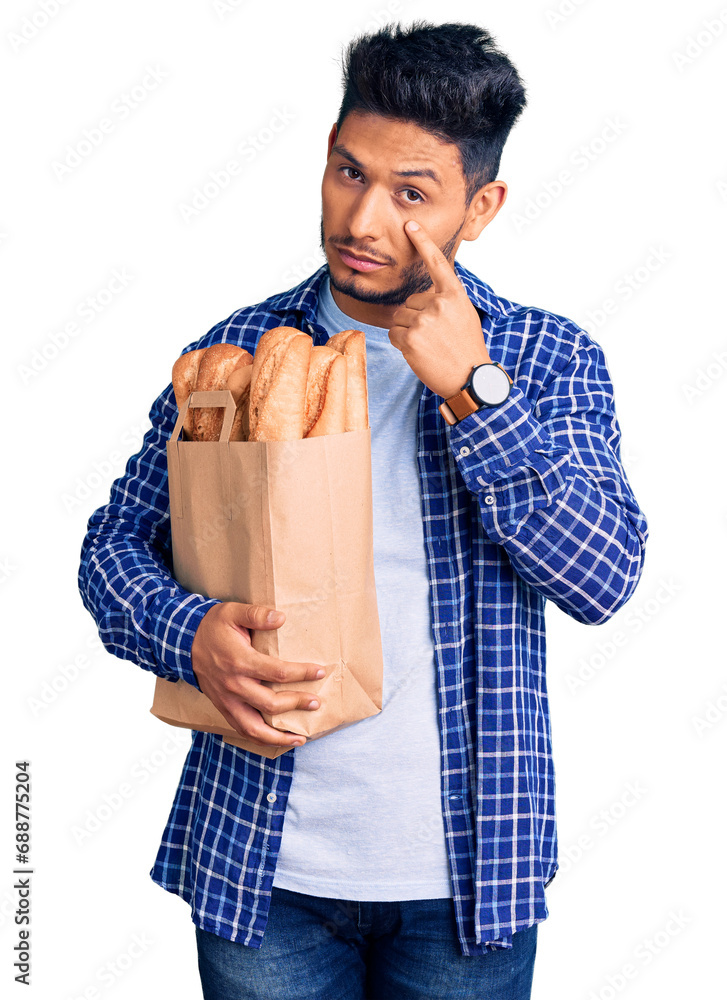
[335,20,528,204]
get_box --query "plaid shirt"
[78,261,648,956]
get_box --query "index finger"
[254,652,327,686]
[404,220,461,295]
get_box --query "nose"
[346,183,388,243]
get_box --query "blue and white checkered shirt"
[78,261,648,955]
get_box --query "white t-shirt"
[272,277,452,901]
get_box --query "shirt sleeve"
[447,331,649,625]
[77,382,220,689]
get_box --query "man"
[78,20,648,1000]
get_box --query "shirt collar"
[268,260,503,326]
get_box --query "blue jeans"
[195,886,538,999]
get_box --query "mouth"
[335,245,388,272]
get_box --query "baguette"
[172,328,367,444]
[325,329,368,431]
[172,348,205,440]
[227,359,254,442]
[303,346,348,437]
[248,327,312,441]
[193,344,251,441]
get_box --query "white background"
[3,0,725,997]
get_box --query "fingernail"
[308,700,320,710]
[292,739,304,746]
[266,610,282,624]
[406,220,419,231]
[315,668,325,679]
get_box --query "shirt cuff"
[447,384,571,526]
[147,591,221,691]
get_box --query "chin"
[333,262,433,307]
[329,267,411,307]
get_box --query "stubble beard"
[319,213,466,307]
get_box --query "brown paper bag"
[150,389,384,759]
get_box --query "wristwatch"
[438,362,512,425]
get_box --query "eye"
[340,166,363,181]
[402,188,423,204]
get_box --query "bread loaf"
[248,327,312,441]
[227,359,254,442]
[324,329,368,431]
[172,348,205,440]
[172,328,367,443]
[193,344,251,441]
[303,346,348,437]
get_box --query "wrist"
[439,360,512,426]
[437,351,491,400]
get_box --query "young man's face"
[320,110,478,327]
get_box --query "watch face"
[470,364,511,406]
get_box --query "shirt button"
[484,495,495,505]
[459,446,471,457]
[266,793,277,803]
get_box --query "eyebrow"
[331,142,443,187]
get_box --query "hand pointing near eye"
[388,220,511,399]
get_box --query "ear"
[460,181,508,241]
[326,122,338,159]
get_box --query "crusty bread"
[303,346,348,437]
[172,348,205,439]
[248,327,312,441]
[227,361,253,442]
[172,329,366,444]
[193,344,251,441]
[325,330,368,431]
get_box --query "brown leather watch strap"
[438,388,480,425]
